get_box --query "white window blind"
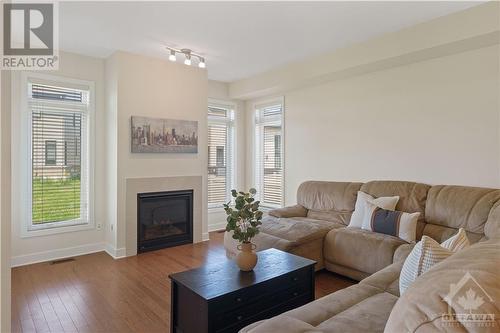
[255,101,284,208]
[28,82,91,229]
[208,104,234,207]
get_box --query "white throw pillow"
[399,236,454,294]
[441,228,470,252]
[361,202,419,243]
[348,191,399,228]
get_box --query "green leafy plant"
[224,188,263,243]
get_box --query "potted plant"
[224,188,263,271]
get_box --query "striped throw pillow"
[441,228,470,252]
[399,236,453,294]
[362,202,419,243]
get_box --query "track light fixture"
[166,47,206,69]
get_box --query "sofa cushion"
[360,259,405,297]
[224,230,293,257]
[289,284,383,326]
[360,181,431,239]
[261,216,343,244]
[268,204,308,218]
[315,292,398,333]
[297,181,362,224]
[324,228,406,277]
[242,292,398,333]
[385,238,500,333]
[424,185,500,243]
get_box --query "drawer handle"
[237,315,243,321]
[236,297,242,302]
[293,291,299,297]
[292,277,299,282]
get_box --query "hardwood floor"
[11,232,355,333]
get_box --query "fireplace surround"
[137,190,193,253]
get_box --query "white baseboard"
[11,242,105,267]
[208,222,226,232]
[202,232,210,241]
[104,244,127,259]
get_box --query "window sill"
[21,221,96,238]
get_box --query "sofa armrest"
[268,205,308,218]
[393,243,415,263]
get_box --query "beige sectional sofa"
[242,239,500,333]
[224,180,500,332]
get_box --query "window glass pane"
[44,140,57,165]
[208,123,228,206]
[207,104,234,207]
[29,82,88,226]
[255,102,283,207]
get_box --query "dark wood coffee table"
[169,248,316,333]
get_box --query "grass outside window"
[32,177,81,224]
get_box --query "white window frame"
[253,96,285,209]
[207,99,236,210]
[17,72,95,238]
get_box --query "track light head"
[198,58,206,68]
[168,50,176,62]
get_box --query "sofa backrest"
[295,180,500,241]
[297,181,362,225]
[424,185,500,243]
[360,181,431,239]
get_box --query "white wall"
[237,3,500,206]
[279,45,500,204]
[207,80,246,231]
[1,70,12,333]
[9,52,107,265]
[108,52,209,252]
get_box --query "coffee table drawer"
[214,282,312,331]
[211,267,310,312]
[215,293,313,333]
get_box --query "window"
[26,78,93,231]
[255,100,284,208]
[207,103,235,207]
[45,140,57,165]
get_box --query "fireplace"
[137,190,193,253]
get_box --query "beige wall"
[1,70,12,333]
[280,45,500,204]
[207,80,246,230]
[110,52,209,252]
[9,52,107,265]
[230,2,499,100]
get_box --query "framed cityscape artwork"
[131,116,198,153]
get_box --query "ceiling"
[60,1,481,82]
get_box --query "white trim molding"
[104,244,126,259]
[11,242,105,267]
[208,222,226,232]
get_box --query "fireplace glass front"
[137,190,193,253]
